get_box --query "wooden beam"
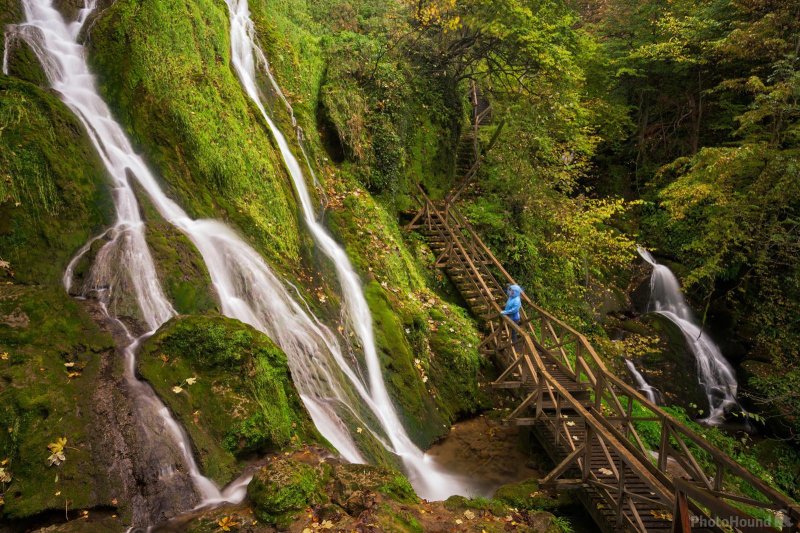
[540,444,586,487]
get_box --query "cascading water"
[637,246,738,424]
[624,359,660,405]
[10,0,467,514]
[8,0,246,519]
[224,0,470,500]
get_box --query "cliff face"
[0,0,486,525]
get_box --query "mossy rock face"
[138,315,314,486]
[2,38,49,87]
[330,463,418,512]
[248,456,329,528]
[0,285,116,520]
[132,181,217,315]
[326,182,487,448]
[88,0,305,268]
[0,76,113,285]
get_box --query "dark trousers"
[511,318,521,343]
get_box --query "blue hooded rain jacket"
[501,284,523,322]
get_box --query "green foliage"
[588,0,800,442]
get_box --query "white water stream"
[624,359,659,405]
[7,0,468,519]
[637,247,738,424]
[7,0,247,511]
[224,0,468,500]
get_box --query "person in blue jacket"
[501,284,523,342]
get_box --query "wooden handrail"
[408,197,800,531]
[415,190,675,517]
[441,203,800,520]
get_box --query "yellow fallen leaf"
[1,352,9,361]
[217,515,239,531]
[47,437,67,466]
[172,386,184,394]
[185,377,197,385]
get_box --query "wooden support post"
[672,489,691,533]
[658,422,670,473]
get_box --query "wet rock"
[0,307,29,328]
[493,478,572,511]
[248,456,328,528]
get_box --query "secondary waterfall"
[637,247,738,424]
[224,0,468,500]
[624,359,659,405]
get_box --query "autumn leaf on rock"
[47,437,67,466]
[217,515,239,531]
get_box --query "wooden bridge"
[407,194,800,532]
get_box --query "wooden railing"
[409,191,800,532]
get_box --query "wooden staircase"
[408,193,800,533]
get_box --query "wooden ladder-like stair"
[407,194,800,533]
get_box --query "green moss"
[0,285,115,519]
[364,281,447,446]
[377,473,418,504]
[248,456,329,528]
[0,76,113,285]
[2,39,49,87]
[443,495,509,517]
[372,503,424,533]
[0,0,23,59]
[493,478,570,511]
[331,463,418,506]
[88,0,305,268]
[327,181,486,446]
[139,315,314,485]
[133,183,217,315]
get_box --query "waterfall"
[8,0,235,517]
[223,0,469,500]
[637,246,738,424]
[624,359,659,405]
